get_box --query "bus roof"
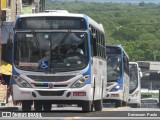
[106,44,123,49]
[106,44,129,58]
[129,62,138,65]
[18,12,85,18]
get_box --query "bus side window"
[90,29,97,57]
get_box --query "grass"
[22,7,32,14]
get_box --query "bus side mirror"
[123,56,126,63]
[91,33,97,56]
[139,72,143,78]
[139,68,143,78]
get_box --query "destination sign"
[16,17,87,30]
[106,46,121,54]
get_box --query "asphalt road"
[1,103,160,120]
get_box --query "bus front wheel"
[22,100,32,111]
[94,99,103,111]
[115,100,122,107]
[82,101,92,112]
[34,101,43,111]
[43,101,52,111]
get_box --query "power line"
[54,0,66,10]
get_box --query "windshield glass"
[129,64,138,93]
[107,55,122,81]
[14,32,88,72]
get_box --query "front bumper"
[12,84,92,101]
[104,90,123,101]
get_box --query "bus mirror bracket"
[7,38,13,50]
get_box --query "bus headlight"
[14,75,32,88]
[110,84,121,92]
[71,75,89,88]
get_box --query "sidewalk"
[0,106,19,111]
[0,97,19,111]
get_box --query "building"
[0,0,45,77]
[0,0,22,83]
[1,0,22,22]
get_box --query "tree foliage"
[45,1,160,61]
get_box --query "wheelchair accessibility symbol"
[40,60,49,69]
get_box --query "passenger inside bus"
[66,44,83,55]
[111,58,120,72]
[65,33,84,55]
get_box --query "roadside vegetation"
[45,1,160,61]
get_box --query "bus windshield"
[14,32,88,72]
[129,64,138,93]
[107,55,122,81]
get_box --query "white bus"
[141,98,159,108]
[128,62,142,108]
[11,11,107,112]
[104,45,130,107]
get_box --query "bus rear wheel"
[22,100,32,111]
[94,85,103,111]
[34,101,43,111]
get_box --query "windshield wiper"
[58,30,71,47]
[50,30,71,72]
[31,30,42,59]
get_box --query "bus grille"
[38,91,65,96]
[27,75,75,82]
[34,84,68,87]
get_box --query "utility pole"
[16,0,18,16]
[39,0,45,12]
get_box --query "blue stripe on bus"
[84,15,91,84]
[117,77,124,90]
[83,67,91,84]
[12,70,20,84]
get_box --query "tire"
[94,85,103,111]
[115,100,122,107]
[82,101,92,112]
[122,101,127,106]
[34,101,43,111]
[94,99,103,111]
[138,104,141,108]
[130,103,140,108]
[43,101,52,111]
[22,100,32,112]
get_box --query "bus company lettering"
[128,112,157,117]
[147,113,157,117]
[21,91,30,94]
[12,112,42,117]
